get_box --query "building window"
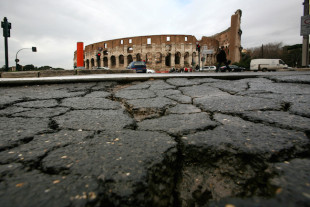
[185,36,188,41]
[147,38,151,45]
[104,43,107,48]
[129,39,132,44]
[128,47,133,53]
[167,36,170,41]
[121,40,123,45]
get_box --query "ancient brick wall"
[74,10,242,71]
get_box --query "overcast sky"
[0,0,305,69]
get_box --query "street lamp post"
[15,47,37,71]
[1,17,11,71]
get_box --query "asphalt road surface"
[0,72,310,207]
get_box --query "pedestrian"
[216,46,231,72]
[195,65,199,71]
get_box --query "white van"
[250,59,288,71]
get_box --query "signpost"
[302,0,310,67]
[301,15,310,35]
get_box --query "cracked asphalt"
[0,73,310,207]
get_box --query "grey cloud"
[0,0,304,69]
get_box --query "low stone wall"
[39,70,77,77]
[77,69,135,75]
[1,71,40,78]
[0,69,135,78]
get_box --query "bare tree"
[247,42,283,59]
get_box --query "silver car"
[200,66,216,72]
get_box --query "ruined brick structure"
[74,10,242,71]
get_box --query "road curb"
[0,70,310,86]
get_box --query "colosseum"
[74,10,242,71]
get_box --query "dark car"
[220,65,246,72]
[127,61,147,73]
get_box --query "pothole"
[177,150,277,206]
[281,102,291,112]
[129,107,166,122]
[48,119,59,130]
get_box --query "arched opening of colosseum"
[146,53,152,64]
[127,47,133,53]
[127,55,133,65]
[119,55,124,67]
[136,54,142,61]
[86,60,89,69]
[155,52,162,65]
[175,52,181,65]
[91,58,95,69]
[111,56,116,68]
[192,52,197,66]
[103,50,108,55]
[165,53,171,67]
[103,57,108,67]
[184,52,190,67]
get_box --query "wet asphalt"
[0,71,310,207]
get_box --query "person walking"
[216,46,231,72]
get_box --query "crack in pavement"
[0,76,310,207]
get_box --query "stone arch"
[146,52,152,64]
[127,55,133,65]
[184,52,190,67]
[103,57,108,67]
[127,47,133,53]
[175,52,181,65]
[155,52,162,65]
[111,56,116,68]
[119,55,124,66]
[136,53,142,61]
[86,59,90,69]
[165,53,171,67]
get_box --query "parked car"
[147,69,155,73]
[127,61,147,73]
[200,66,216,72]
[220,65,246,72]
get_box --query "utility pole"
[302,0,309,67]
[196,42,201,68]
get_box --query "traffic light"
[196,44,200,52]
[96,53,101,60]
[32,47,37,52]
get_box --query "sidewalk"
[1,70,310,86]
[0,72,310,207]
